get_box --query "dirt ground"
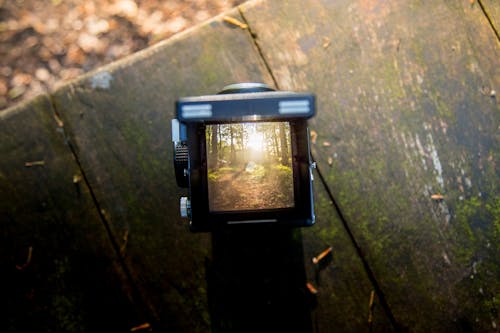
[0,0,246,111]
[208,164,295,211]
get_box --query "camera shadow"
[206,225,313,333]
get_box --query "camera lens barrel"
[218,82,274,94]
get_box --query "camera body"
[172,83,316,232]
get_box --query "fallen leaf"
[12,73,32,86]
[42,36,65,55]
[0,80,7,95]
[48,59,62,72]
[86,17,110,35]
[140,11,166,35]
[195,10,210,22]
[66,44,86,65]
[164,16,188,34]
[322,141,331,147]
[77,32,106,53]
[35,68,51,82]
[112,0,139,18]
[0,66,12,76]
[60,68,83,81]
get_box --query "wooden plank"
[240,0,499,331]
[0,95,143,331]
[50,9,282,332]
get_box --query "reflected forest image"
[206,122,294,212]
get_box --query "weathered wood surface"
[2,0,499,332]
[482,0,500,35]
[49,8,289,332]
[0,96,143,331]
[240,0,499,332]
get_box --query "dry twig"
[24,160,45,167]
[312,246,332,264]
[120,229,129,256]
[306,282,318,295]
[16,246,33,270]
[310,130,318,144]
[130,322,151,332]
[431,194,444,201]
[368,290,375,329]
[223,16,248,29]
[53,112,64,127]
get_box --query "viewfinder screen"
[206,122,294,212]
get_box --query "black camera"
[172,83,316,232]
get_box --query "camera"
[172,83,316,232]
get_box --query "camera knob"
[180,197,191,218]
[174,142,189,187]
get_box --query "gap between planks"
[478,0,500,41]
[47,93,160,330]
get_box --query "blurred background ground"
[0,0,246,111]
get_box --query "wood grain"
[3,1,499,331]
